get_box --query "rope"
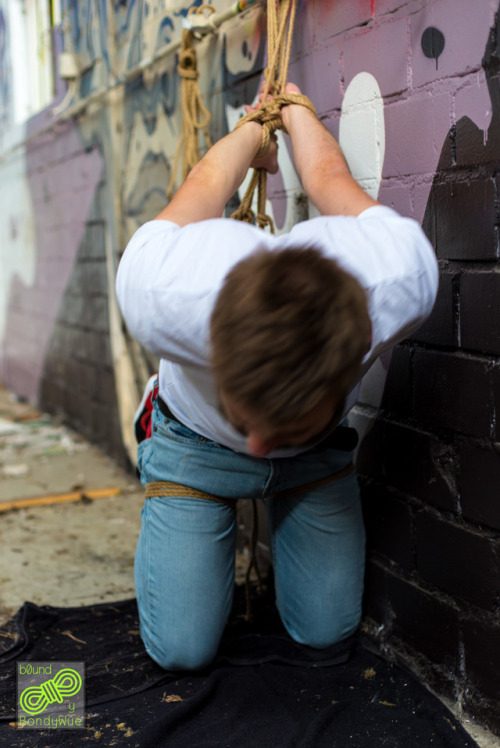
[231,0,316,231]
[145,481,236,508]
[166,5,214,200]
[145,463,354,621]
[245,498,264,621]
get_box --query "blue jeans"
[135,398,365,671]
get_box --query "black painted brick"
[460,272,500,356]
[459,442,500,531]
[90,331,114,369]
[455,111,500,169]
[463,616,500,702]
[416,512,499,609]
[382,422,457,512]
[93,368,117,406]
[380,346,412,417]
[79,222,106,260]
[492,367,500,442]
[76,330,94,363]
[386,573,460,668]
[75,361,98,398]
[65,391,89,422]
[83,296,109,333]
[61,295,85,327]
[44,353,64,382]
[39,378,65,413]
[411,272,456,348]
[356,420,386,482]
[425,179,497,261]
[80,258,108,297]
[105,410,125,459]
[363,559,388,625]
[362,485,413,571]
[90,401,110,444]
[64,358,80,389]
[413,351,493,438]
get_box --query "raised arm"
[153,121,278,226]
[281,84,378,217]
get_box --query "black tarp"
[0,583,478,747]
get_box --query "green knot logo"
[19,669,82,716]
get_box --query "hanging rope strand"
[167,6,214,200]
[266,0,291,95]
[231,0,316,232]
[278,0,296,91]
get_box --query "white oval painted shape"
[339,72,385,200]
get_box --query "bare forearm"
[283,104,377,216]
[154,122,263,226]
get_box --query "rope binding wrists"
[234,93,316,158]
[231,92,316,231]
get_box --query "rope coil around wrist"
[234,92,316,156]
[230,93,316,230]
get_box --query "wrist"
[238,118,263,141]
[282,102,316,134]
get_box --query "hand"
[243,100,279,174]
[254,80,301,108]
[249,132,279,174]
[283,81,302,96]
[251,81,309,134]
[241,80,304,175]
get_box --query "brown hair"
[210,247,370,425]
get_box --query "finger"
[259,80,274,97]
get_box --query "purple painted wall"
[1,125,103,402]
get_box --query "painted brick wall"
[357,4,500,732]
[0,0,499,735]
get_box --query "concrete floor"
[0,386,145,623]
[0,385,497,747]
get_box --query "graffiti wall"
[0,0,499,734]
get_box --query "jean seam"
[140,439,153,480]
[266,497,279,600]
[143,502,153,645]
[262,459,276,497]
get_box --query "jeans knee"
[303,620,359,649]
[283,606,361,650]
[291,623,359,650]
[143,631,218,672]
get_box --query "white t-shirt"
[116,206,438,457]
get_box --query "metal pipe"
[52,0,263,120]
[0,0,263,160]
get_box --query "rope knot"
[178,45,199,79]
[257,98,284,126]
[234,93,316,158]
[166,27,212,199]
